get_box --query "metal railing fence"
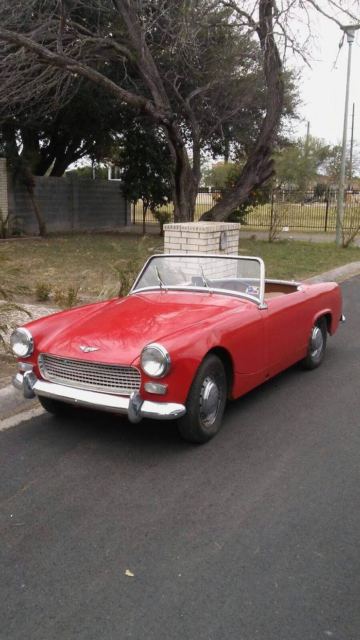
[132,188,360,232]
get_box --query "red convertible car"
[12,254,344,443]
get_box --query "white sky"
[291,14,360,145]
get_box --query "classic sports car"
[12,254,344,443]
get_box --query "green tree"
[274,137,331,191]
[0,80,128,235]
[323,143,360,186]
[204,163,243,190]
[116,120,172,235]
[0,0,287,222]
[0,81,125,177]
[0,1,357,222]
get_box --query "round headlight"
[140,343,171,378]
[10,328,34,358]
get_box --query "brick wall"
[163,222,240,279]
[164,222,240,254]
[8,175,130,234]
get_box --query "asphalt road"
[1,276,360,640]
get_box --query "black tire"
[301,317,327,370]
[38,395,74,416]
[177,354,227,444]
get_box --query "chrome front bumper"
[12,371,186,423]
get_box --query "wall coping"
[164,222,240,232]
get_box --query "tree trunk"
[172,158,199,222]
[2,123,47,235]
[167,126,200,223]
[201,0,284,222]
[142,202,148,235]
[27,186,47,236]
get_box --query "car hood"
[36,290,243,364]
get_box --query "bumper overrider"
[13,370,186,423]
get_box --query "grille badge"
[79,345,100,353]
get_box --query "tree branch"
[0,27,164,121]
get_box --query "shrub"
[153,209,172,235]
[35,282,51,302]
[54,285,80,308]
[112,259,142,297]
[341,209,360,248]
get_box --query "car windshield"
[131,254,265,303]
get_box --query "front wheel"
[301,317,327,370]
[38,395,74,416]
[177,354,227,444]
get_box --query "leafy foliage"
[274,136,331,191]
[204,163,243,190]
[153,209,172,235]
[322,144,360,185]
[0,0,293,222]
[205,162,271,224]
[115,119,172,233]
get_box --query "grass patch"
[239,238,360,280]
[0,234,163,303]
[0,234,359,304]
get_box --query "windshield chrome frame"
[130,253,266,307]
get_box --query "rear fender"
[312,309,333,334]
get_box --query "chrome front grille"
[38,354,141,396]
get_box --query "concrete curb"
[0,384,39,423]
[1,261,360,424]
[304,261,360,284]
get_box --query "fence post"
[324,189,329,232]
[270,189,274,227]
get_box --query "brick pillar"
[0,157,9,225]
[163,221,240,255]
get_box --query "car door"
[264,289,309,377]
[226,302,268,399]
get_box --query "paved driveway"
[1,276,359,640]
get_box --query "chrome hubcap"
[199,376,220,427]
[310,326,323,360]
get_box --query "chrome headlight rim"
[10,327,34,358]
[140,343,171,378]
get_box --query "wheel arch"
[313,310,333,334]
[205,346,234,399]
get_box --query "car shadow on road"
[43,405,188,452]
[9,343,340,459]
[39,361,303,450]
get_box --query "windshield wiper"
[200,266,210,289]
[155,266,166,289]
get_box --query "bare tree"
[201,0,360,220]
[0,0,265,221]
[0,0,358,222]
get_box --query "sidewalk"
[117,224,360,246]
[240,229,360,246]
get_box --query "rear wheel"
[177,354,227,444]
[301,317,327,370]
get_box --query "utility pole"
[336,24,360,246]
[348,102,355,191]
[302,121,311,194]
[304,121,310,158]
